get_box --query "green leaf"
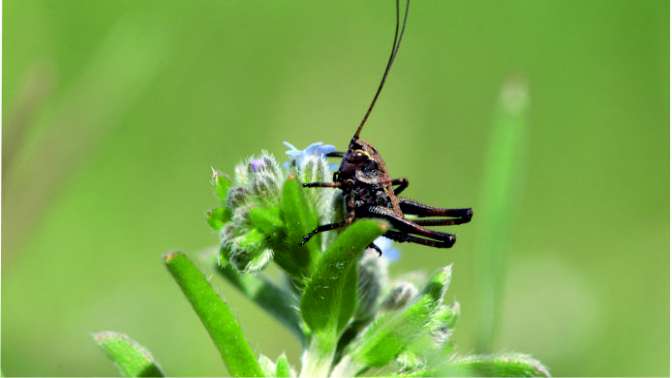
[344,266,452,371]
[441,354,550,377]
[299,220,387,377]
[406,301,460,359]
[300,219,388,338]
[277,175,320,274]
[275,354,295,378]
[93,331,164,377]
[164,252,264,377]
[211,168,232,204]
[248,206,283,235]
[218,263,306,342]
[207,207,230,230]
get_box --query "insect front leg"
[326,151,345,158]
[301,221,347,245]
[303,182,342,189]
[301,195,356,245]
[399,198,472,223]
[391,177,409,195]
[367,243,383,256]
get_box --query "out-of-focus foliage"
[2,0,668,376]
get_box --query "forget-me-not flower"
[283,141,337,169]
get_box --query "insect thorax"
[350,184,394,211]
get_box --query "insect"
[301,0,472,253]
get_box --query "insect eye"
[353,149,369,160]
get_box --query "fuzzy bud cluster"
[218,151,285,273]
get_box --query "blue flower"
[374,236,400,262]
[283,141,337,168]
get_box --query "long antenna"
[353,0,410,139]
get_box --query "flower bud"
[219,223,236,243]
[231,205,251,227]
[396,351,425,372]
[226,186,249,209]
[381,281,418,311]
[252,172,280,198]
[355,254,389,320]
[234,162,250,186]
[430,302,460,347]
[225,229,273,272]
[300,155,330,184]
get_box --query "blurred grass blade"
[93,331,164,377]
[338,266,451,375]
[164,252,264,377]
[218,263,306,342]
[299,219,387,377]
[475,77,530,351]
[441,354,550,377]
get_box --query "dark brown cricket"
[301,0,472,253]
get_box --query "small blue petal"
[283,141,299,151]
[317,144,337,154]
[286,151,301,160]
[383,248,400,262]
[375,236,401,262]
[283,141,339,169]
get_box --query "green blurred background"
[3,0,669,376]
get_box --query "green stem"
[299,335,336,378]
[164,252,264,377]
[330,355,361,378]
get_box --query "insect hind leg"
[384,230,455,248]
[399,198,472,222]
[367,206,456,248]
[414,218,470,226]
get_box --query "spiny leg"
[367,206,456,246]
[301,221,346,245]
[384,230,455,248]
[399,198,472,221]
[302,198,355,246]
